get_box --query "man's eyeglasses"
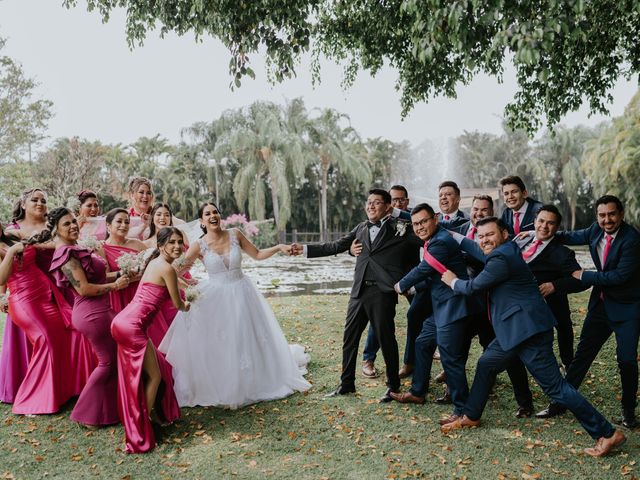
[366,200,386,207]
[412,217,435,228]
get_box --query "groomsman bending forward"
[440,216,625,458]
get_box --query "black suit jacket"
[307,218,422,299]
[520,237,588,320]
[500,198,543,235]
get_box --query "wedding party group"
[0,174,637,459]
[287,177,636,459]
[0,177,310,454]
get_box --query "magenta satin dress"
[5,247,81,414]
[50,246,119,425]
[111,282,181,453]
[102,243,170,348]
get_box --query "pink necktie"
[522,239,542,260]
[601,234,613,266]
[466,226,476,240]
[513,211,521,234]
[423,241,447,274]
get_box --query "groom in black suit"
[294,188,421,401]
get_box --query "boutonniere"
[395,222,408,236]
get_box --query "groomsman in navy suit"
[499,175,543,235]
[438,181,469,229]
[440,216,625,458]
[536,195,640,429]
[390,204,472,426]
[518,204,588,369]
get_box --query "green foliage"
[65,1,640,133]
[251,219,277,248]
[0,37,53,162]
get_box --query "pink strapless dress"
[50,246,119,425]
[102,243,170,348]
[6,247,82,414]
[111,282,180,453]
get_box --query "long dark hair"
[147,203,174,239]
[197,201,221,236]
[105,208,129,240]
[145,226,184,266]
[11,188,48,223]
[24,206,72,245]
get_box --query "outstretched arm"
[236,229,291,260]
[450,254,510,296]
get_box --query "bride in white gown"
[159,202,311,408]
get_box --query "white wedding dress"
[159,229,311,408]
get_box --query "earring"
[200,224,205,229]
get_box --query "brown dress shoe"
[389,391,425,405]
[441,415,481,433]
[361,360,379,378]
[434,370,447,383]
[584,429,626,457]
[398,364,413,378]
[438,413,460,426]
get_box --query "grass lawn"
[0,291,638,479]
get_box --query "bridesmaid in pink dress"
[47,207,131,426]
[0,229,82,414]
[0,189,47,404]
[111,227,189,453]
[126,177,154,240]
[99,208,147,313]
[142,203,192,331]
[76,190,107,241]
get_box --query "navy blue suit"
[500,198,543,235]
[398,226,471,414]
[556,222,640,412]
[452,240,614,439]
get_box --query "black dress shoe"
[379,388,399,403]
[435,389,452,405]
[324,386,356,398]
[535,402,567,419]
[515,404,534,418]
[618,410,639,429]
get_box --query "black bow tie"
[367,220,382,228]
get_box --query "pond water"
[190,246,596,297]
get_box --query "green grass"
[0,292,638,479]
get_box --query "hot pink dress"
[111,282,181,453]
[50,246,119,425]
[6,247,83,414]
[102,243,170,348]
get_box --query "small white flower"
[184,286,200,303]
[78,237,101,251]
[395,222,408,236]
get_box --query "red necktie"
[601,234,613,267]
[466,226,476,240]
[444,215,450,221]
[423,241,447,274]
[522,239,542,261]
[513,211,521,234]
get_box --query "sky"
[1,1,638,150]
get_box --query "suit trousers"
[463,313,533,408]
[564,301,639,411]
[363,289,432,366]
[410,315,470,415]
[340,285,400,391]
[547,299,575,368]
[464,330,614,439]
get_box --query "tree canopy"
[64,0,640,133]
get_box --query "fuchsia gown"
[6,246,90,414]
[111,282,181,453]
[50,246,119,425]
[102,243,170,348]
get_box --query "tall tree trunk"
[270,180,283,243]
[570,201,577,230]
[320,161,329,242]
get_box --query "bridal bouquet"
[117,252,146,275]
[0,292,9,309]
[184,286,200,303]
[78,237,101,251]
[173,254,190,272]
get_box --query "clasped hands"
[281,243,304,256]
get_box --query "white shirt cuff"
[450,278,458,290]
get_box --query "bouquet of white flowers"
[173,254,189,272]
[184,286,200,303]
[0,292,9,309]
[78,237,101,251]
[116,252,146,275]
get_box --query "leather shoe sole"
[389,391,425,405]
[441,415,480,433]
[361,361,379,378]
[438,413,460,426]
[379,389,400,403]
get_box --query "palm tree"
[306,108,372,240]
